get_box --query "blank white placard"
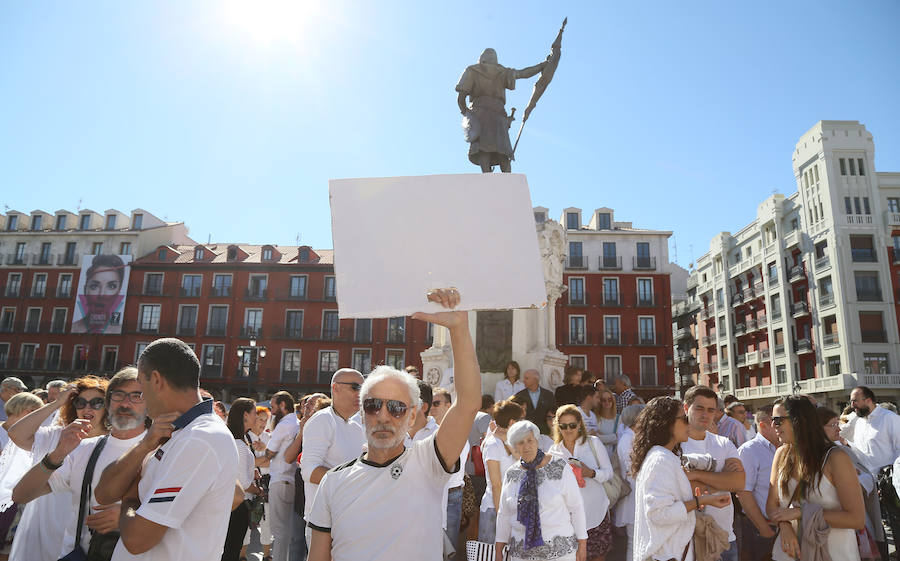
[329,173,547,318]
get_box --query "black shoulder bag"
[59,435,110,561]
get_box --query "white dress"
[771,476,860,561]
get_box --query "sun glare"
[223,0,318,46]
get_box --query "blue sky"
[2,1,899,268]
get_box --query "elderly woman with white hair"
[612,403,644,561]
[496,420,587,561]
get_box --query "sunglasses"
[772,416,789,427]
[559,422,579,430]
[74,397,105,410]
[109,390,144,403]
[335,381,362,392]
[362,397,408,418]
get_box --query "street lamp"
[236,338,266,397]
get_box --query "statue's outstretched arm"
[514,61,547,79]
[457,92,469,115]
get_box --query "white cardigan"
[548,435,614,528]
[633,446,696,561]
[613,427,636,527]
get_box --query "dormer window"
[534,212,546,223]
[299,248,310,262]
[31,215,42,231]
[262,248,273,260]
[158,248,166,260]
[132,213,143,230]
[597,213,611,230]
[566,212,579,229]
[195,248,204,260]
[80,215,91,230]
[227,247,237,260]
[7,215,18,231]
[56,215,67,231]
[106,215,116,230]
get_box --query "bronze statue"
[456,19,567,173]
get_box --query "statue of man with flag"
[455,18,566,173]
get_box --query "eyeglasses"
[109,390,144,403]
[362,397,409,418]
[771,416,788,427]
[335,381,362,392]
[559,422,579,430]
[825,421,840,430]
[74,397,105,410]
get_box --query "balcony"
[760,349,771,362]
[686,276,698,290]
[699,307,713,320]
[4,287,20,298]
[771,309,783,322]
[676,352,694,364]
[273,326,304,340]
[568,294,588,306]
[735,382,792,401]
[201,364,223,378]
[747,318,758,331]
[274,288,310,301]
[179,287,202,297]
[701,362,719,374]
[823,332,839,347]
[791,301,809,317]
[176,325,197,336]
[731,293,744,306]
[701,333,717,346]
[736,354,747,367]
[819,293,835,308]
[239,326,263,338]
[784,229,799,248]
[861,330,887,343]
[565,255,588,270]
[744,350,760,365]
[386,330,406,344]
[768,274,780,287]
[28,288,47,298]
[206,324,228,336]
[142,286,165,297]
[636,293,658,307]
[244,288,268,301]
[633,256,657,271]
[568,331,593,346]
[674,327,691,340]
[210,286,232,297]
[50,322,66,334]
[774,344,785,357]
[720,357,729,368]
[636,332,657,346]
[857,289,882,302]
[796,339,813,354]
[23,321,42,334]
[601,334,621,346]
[602,293,622,307]
[756,315,768,329]
[815,255,831,271]
[56,254,79,266]
[796,373,857,394]
[5,254,27,266]
[598,256,622,270]
[861,373,900,388]
[789,265,806,283]
[733,323,747,336]
[851,249,877,263]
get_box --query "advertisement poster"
[71,254,133,334]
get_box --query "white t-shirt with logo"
[307,434,458,561]
[681,431,739,541]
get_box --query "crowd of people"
[0,292,897,560]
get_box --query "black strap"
[73,435,110,549]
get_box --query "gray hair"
[880,402,899,415]
[1,377,26,391]
[620,403,645,429]
[46,380,67,391]
[359,365,421,415]
[507,420,540,448]
[618,375,632,388]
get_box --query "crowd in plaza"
[0,289,897,561]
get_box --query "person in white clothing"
[93,338,240,561]
[496,420,587,561]
[260,390,299,561]
[13,368,149,557]
[612,403,643,561]
[494,361,525,403]
[548,404,613,561]
[430,387,469,559]
[307,288,481,561]
[576,386,599,436]
[298,369,365,546]
[222,398,262,561]
[632,396,731,561]
[245,407,273,561]
[478,399,524,543]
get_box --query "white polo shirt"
[299,406,365,517]
[266,413,300,485]
[110,399,239,561]
[681,431,739,542]
[307,434,458,561]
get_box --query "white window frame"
[639,355,658,386]
[142,272,165,295]
[638,315,656,344]
[324,276,337,299]
[135,342,150,364]
[101,345,119,372]
[32,272,48,297]
[284,309,304,338]
[181,274,203,297]
[139,304,161,333]
[6,273,22,296]
[604,355,622,382]
[568,276,585,304]
[212,274,233,297]
[177,304,199,335]
[51,307,68,333]
[318,350,339,377]
[569,355,587,370]
[19,343,39,368]
[244,308,263,335]
[46,343,63,369]
[200,344,225,378]
[603,315,621,344]
[0,343,9,368]
[385,348,406,370]
[280,349,302,381]
[289,275,308,298]
[247,273,269,297]
[207,304,229,335]
[569,314,586,345]
[25,307,42,333]
[637,277,654,305]
[322,309,340,339]
[602,277,619,304]
[352,348,372,374]
[57,273,73,297]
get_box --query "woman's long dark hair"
[227,398,256,440]
[774,395,835,499]
[630,396,682,477]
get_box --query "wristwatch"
[41,453,63,471]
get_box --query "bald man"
[511,370,555,434]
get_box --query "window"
[814,240,827,260]
[207,305,228,335]
[639,317,655,344]
[244,309,262,336]
[25,308,41,333]
[194,247,204,260]
[73,345,87,370]
[20,344,38,369]
[770,293,782,318]
[776,365,787,384]
[568,278,584,305]
[858,158,866,176]
[64,242,76,265]
[863,197,871,215]
[566,212,579,229]
[0,309,12,333]
[289,276,307,298]
[323,311,340,339]
[889,198,900,213]
[597,213,611,230]
[603,278,619,305]
[14,242,25,264]
[791,218,799,230]
[80,214,91,230]
[181,274,202,297]
[32,273,47,297]
[601,242,618,269]
[854,272,882,301]
[387,317,405,343]
[863,354,889,374]
[91,242,103,255]
[51,308,67,333]
[604,316,620,344]
[46,344,62,370]
[6,273,22,297]
[849,158,858,175]
[386,349,405,370]
[716,288,724,308]
[637,278,654,306]
[569,316,586,344]
[839,158,847,175]
[850,235,877,262]
[132,214,143,230]
[212,274,232,297]
[139,305,161,333]
[201,345,224,378]
[827,356,841,376]
[604,356,621,382]
[352,349,372,374]
[227,247,237,260]
[773,329,784,353]
[56,215,67,230]
[636,242,652,269]
[844,197,852,214]
[640,357,657,386]
[568,242,584,268]
[281,350,301,382]
[262,248,273,260]
[101,346,118,372]
[248,275,267,298]
[859,312,886,342]
[31,215,42,230]
[0,344,7,368]
[533,211,546,223]
[58,273,72,297]
[854,197,862,215]
[157,248,166,260]
[178,305,198,335]
[114,242,129,256]
[298,248,310,262]
[144,273,164,295]
[285,310,304,338]
[324,276,337,300]
[767,262,778,282]
[105,215,116,230]
[355,318,372,343]
[318,351,339,379]
[135,343,148,363]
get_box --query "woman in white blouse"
[223,398,262,561]
[494,361,525,403]
[479,400,525,542]
[496,420,587,561]
[632,397,730,561]
[548,405,614,561]
[595,389,618,457]
[612,403,643,561]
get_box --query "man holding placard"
[306,288,480,561]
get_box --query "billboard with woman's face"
[71,254,133,334]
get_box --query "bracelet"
[41,453,63,471]
[694,496,701,510]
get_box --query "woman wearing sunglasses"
[767,396,864,560]
[548,405,614,561]
[4,375,109,561]
[632,396,731,561]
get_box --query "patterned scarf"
[516,448,545,549]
